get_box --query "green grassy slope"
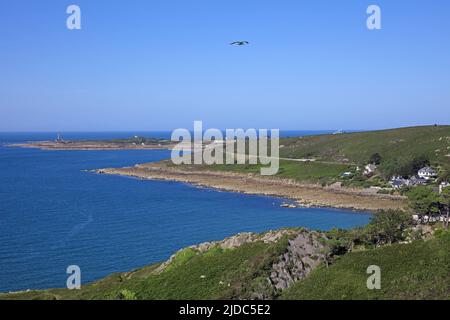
[179,125,450,184]
[282,232,450,300]
[0,236,290,300]
[2,230,449,300]
[280,125,450,166]
[196,160,351,184]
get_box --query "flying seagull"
[230,41,249,46]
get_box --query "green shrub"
[118,289,137,300]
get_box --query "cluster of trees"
[379,155,430,178]
[326,210,413,252]
[408,186,450,229]
[367,153,431,179]
[364,210,413,244]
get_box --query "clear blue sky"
[1,0,449,131]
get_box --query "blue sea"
[0,132,370,293]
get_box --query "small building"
[408,176,428,186]
[341,171,353,178]
[55,133,68,144]
[364,164,377,176]
[390,176,408,189]
[418,167,437,180]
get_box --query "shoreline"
[9,141,174,151]
[97,162,407,212]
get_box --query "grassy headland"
[204,125,450,185]
[94,126,450,211]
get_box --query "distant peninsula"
[11,135,175,151]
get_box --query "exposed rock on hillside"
[154,228,329,297]
[269,231,327,290]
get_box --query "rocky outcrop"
[153,228,330,296]
[153,229,300,274]
[269,231,327,290]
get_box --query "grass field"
[280,125,450,166]
[191,125,450,184]
[282,231,450,300]
[198,160,351,184]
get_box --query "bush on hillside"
[328,211,413,249]
[407,186,440,216]
[369,153,383,165]
[363,210,412,246]
[118,289,137,300]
